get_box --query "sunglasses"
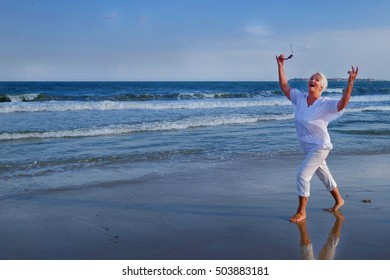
[284,44,294,60]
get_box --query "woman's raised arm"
[338,66,359,111]
[276,54,292,100]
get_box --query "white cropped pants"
[296,149,338,197]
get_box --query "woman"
[276,54,358,223]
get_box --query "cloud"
[104,12,118,20]
[243,25,272,36]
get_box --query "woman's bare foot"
[290,196,308,223]
[327,188,345,212]
[289,212,306,223]
[326,198,345,212]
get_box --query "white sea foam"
[0,99,291,113]
[347,106,390,113]
[350,95,390,102]
[7,94,40,102]
[0,114,293,141]
[325,88,344,93]
[1,94,389,114]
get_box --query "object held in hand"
[284,44,294,60]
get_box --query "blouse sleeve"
[322,98,344,122]
[290,88,300,105]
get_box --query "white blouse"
[290,89,344,152]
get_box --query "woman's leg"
[296,149,330,197]
[315,161,345,211]
[328,188,345,212]
[290,195,308,223]
[292,150,330,223]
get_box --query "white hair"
[314,72,328,93]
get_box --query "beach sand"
[0,154,389,260]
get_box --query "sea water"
[1,81,389,197]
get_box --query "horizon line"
[0,78,385,83]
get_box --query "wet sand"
[0,154,389,260]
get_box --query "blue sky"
[1,0,389,81]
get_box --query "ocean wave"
[347,106,390,113]
[0,93,56,102]
[350,95,390,102]
[0,90,276,103]
[2,90,389,114]
[2,99,389,114]
[334,129,390,135]
[0,99,291,113]
[8,93,42,102]
[325,88,344,93]
[0,114,293,141]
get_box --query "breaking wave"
[0,99,291,113]
[0,114,294,141]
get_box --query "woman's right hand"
[276,54,291,100]
[276,54,285,67]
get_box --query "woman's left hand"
[348,66,358,83]
[338,66,359,111]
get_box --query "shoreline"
[0,153,389,260]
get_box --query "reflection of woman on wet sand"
[297,212,345,260]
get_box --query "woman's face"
[308,74,323,95]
